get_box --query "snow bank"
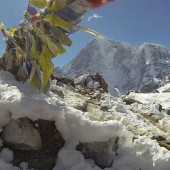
[0,70,170,170]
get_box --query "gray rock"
[74,74,108,93]
[92,91,102,100]
[2,118,42,150]
[12,119,65,170]
[77,136,119,169]
[100,106,109,112]
[123,97,142,105]
[51,89,64,98]
[167,110,170,115]
[73,100,88,112]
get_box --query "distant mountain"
[60,37,170,95]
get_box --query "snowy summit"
[61,37,170,95]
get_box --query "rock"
[152,136,170,150]
[77,136,119,169]
[37,119,65,151]
[167,110,170,115]
[100,106,109,112]
[12,119,65,170]
[51,89,64,99]
[74,74,90,85]
[123,97,142,105]
[158,104,162,112]
[56,81,64,87]
[2,118,42,150]
[51,74,75,87]
[74,73,108,93]
[13,150,57,170]
[91,91,102,100]
[73,101,88,112]
[152,135,165,141]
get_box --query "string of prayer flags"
[0,0,115,92]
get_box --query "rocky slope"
[0,71,170,170]
[60,37,170,95]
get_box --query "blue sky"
[0,0,170,67]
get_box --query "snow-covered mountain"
[61,37,170,95]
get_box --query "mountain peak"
[93,36,133,49]
[139,42,169,53]
[61,38,170,95]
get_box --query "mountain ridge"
[58,37,170,95]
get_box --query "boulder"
[166,110,170,115]
[2,118,42,150]
[74,73,108,93]
[77,136,119,169]
[13,119,65,170]
[36,119,64,151]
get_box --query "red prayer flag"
[87,0,115,8]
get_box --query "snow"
[157,83,170,93]
[133,137,170,169]
[127,92,170,111]
[0,148,14,163]
[0,148,19,170]
[0,70,170,170]
[139,42,153,64]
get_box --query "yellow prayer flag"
[0,22,4,29]
[29,0,47,9]
[40,45,54,88]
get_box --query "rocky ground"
[0,71,170,170]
